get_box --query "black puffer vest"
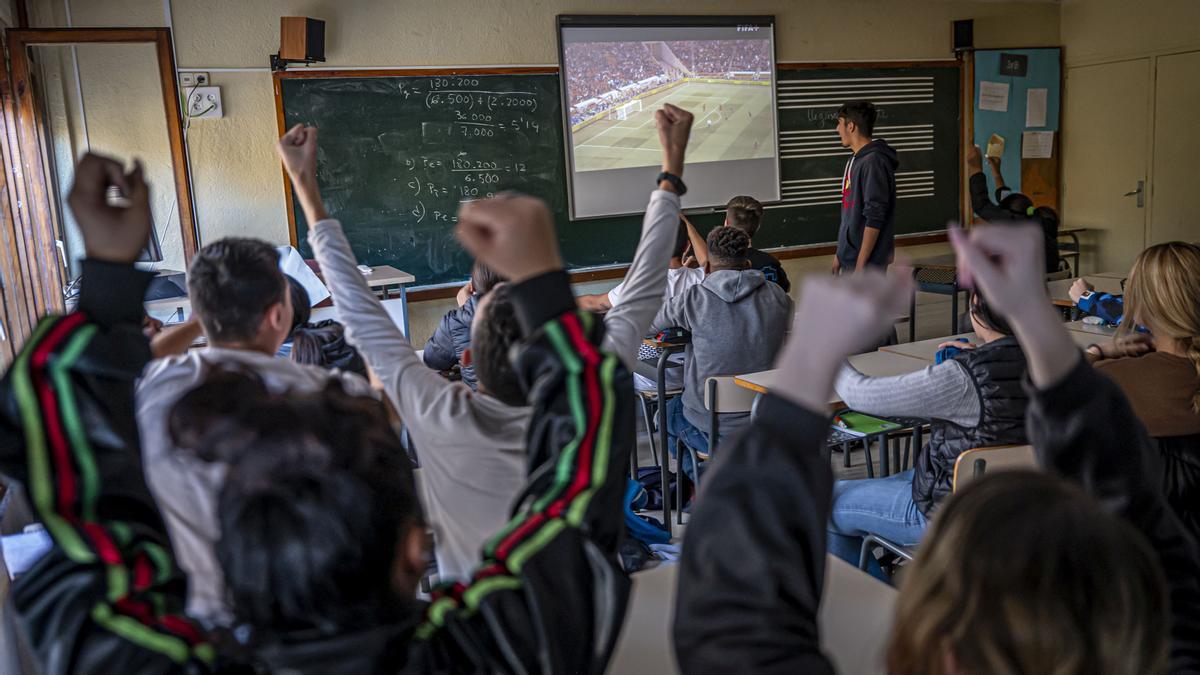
[912,336,1029,516]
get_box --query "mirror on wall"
[29,42,187,278]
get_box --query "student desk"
[737,352,931,478]
[1057,227,1089,275]
[607,555,896,675]
[734,351,930,403]
[907,254,963,341]
[1063,319,1118,338]
[1045,275,1124,308]
[880,332,975,361]
[884,329,1112,359]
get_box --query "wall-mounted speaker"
[274,17,325,70]
[952,19,974,53]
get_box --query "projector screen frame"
[556,14,781,220]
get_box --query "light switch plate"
[179,71,209,87]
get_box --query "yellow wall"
[1060,0,1200,66]
[1058,0,1200,272]
[27,0,1062,343]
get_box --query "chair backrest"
[1044,268,1073,282]
[952,444,1037,493]
[703,376,758,414]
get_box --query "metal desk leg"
[656,351,672,532]
[1069,231,1081,275]
[399,285,411,339]
[908,269,918,343]
[950,284,960,335]
[880,434,890,476]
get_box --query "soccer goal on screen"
[608,99,643,121]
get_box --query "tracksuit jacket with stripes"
[0,261,634,674]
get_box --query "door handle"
[1123,180,1145,208]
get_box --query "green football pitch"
[572,81,776,172]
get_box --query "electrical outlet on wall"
[186,86,223,120]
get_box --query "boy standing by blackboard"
[832,101,898,274]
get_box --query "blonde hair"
[886,471,1169,675]
[1121,241,1200,411]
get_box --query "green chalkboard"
[278,64,960,288]
[757,63,962,250]
[279,71,645,288]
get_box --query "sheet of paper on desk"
[1025,88,1048,127]
[277,246,330,306]
[979,81,1009,112]
[1022,131,1054,159]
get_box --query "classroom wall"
[26,0,1061,345]
[1059,0,1200,67]
[1058,0,1200,273]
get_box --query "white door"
[1150,50,1200,246]
[1061,59,1151,273]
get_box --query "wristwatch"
[656,171,687,196]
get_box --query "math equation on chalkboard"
[280,73,566,286]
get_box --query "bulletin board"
[970,47,1062,209]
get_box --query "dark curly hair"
[471,284,526,406]
[706,226,751,268]
[168,369,422,634]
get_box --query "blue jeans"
[666,397,709,481]
[827,469,928,581]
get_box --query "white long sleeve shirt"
[308,189,680,582]
[834,360,981,428]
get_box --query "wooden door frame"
[5,27,198,316]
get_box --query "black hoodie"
[836,139,899,270]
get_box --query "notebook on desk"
[832,412,903,438]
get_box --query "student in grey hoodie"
[832,100,899,273]
[651,226,792,474]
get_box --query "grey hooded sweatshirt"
[651,268,792,437]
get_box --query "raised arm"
[682,213,708,267]
[987,154,1008,193]
[675,267,913,674]
[950,224,1200,672]
[278,126,448,416]
[0,155,212,674]
[410,194,634,673]
[601,104,692,368]
[967,145,1013,223]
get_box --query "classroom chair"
[1058,233,1082,276]
[636,389,682,470]
[950,444,1037,493]
[1045,267,1072,283]
[673,376,757,524]
[858,444,1037,573]
[908,266,964,342]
